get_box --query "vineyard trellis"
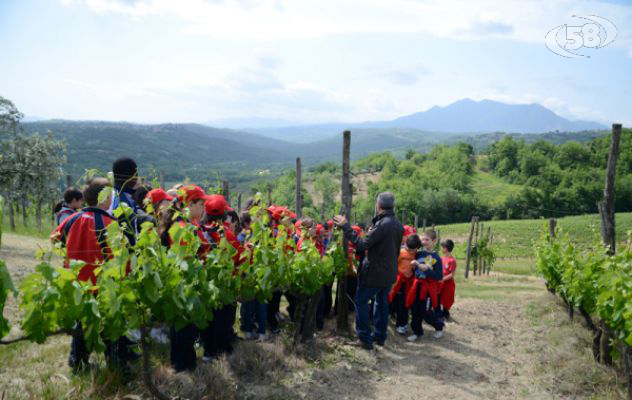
[536,124,632,398]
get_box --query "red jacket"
[53,207,114,285]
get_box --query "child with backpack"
[52,177,135,372]
[406,229,445,341]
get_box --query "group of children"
[51,156,457,374]
[390,227,457,342]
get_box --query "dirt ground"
[0,233,627,400]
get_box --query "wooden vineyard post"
[599,123,621,256]
[549,218,557,239]
[222,180,230,203]
[295,158,303,219]
[464,216,477,278]
[422,218,427,231]
[159,171,165,189]
[473,219,480,275]
[596,124,621,366]
[414,214,419,230]
[477,222,484,275]
[436,229,441,252]
[65,174,72,188]
[267,187,272,206]
[487,229,493,275]
[237,193,242,213]
[336,130,352,333]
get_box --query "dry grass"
[525,294,629,399]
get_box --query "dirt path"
[0,233,623,399]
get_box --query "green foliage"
[8,194,345,350]
[0,260,16,338]
[488,131,632,219]
[535,226,632,347]
[352,144,482,225]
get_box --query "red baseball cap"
[316,223,324,236]
[178,184,209,204]
[404,225,417,237]
[145,188,173,207]
[205,194,228,216]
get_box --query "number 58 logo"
[545,15,617,58]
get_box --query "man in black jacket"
[334,192,404,349]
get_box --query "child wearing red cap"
[438,239,457,320]
[198,194,242,358]
[161,184,210,372]
[146,188,174,215]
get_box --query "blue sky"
[1,0,631,125]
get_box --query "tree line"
[0,97,66,230]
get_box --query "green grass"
[453,268,542,301]
[2,213,55,240]
[437,212,632,259]
[471,168,523,206]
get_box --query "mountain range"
[210,98,606,143]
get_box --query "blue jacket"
[414,250,443,280]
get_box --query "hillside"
[20,120,610,197]
[471,167,522,207]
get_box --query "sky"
[1,0,631,125]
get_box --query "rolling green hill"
[436,212,632,260]
[471,167,522,206]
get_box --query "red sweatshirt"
[53,207,114,285]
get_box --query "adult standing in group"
[334,192,404,349]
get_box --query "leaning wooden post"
[414,214,419,230]
[422,218,427,231]
[295,157,303,219]
[159,171,165,189]
[222,180,230,203]
[464,216,477,278]
[336,130,352,332]
[597,123,621,366]
[267,187,272,206]
[66,174,72,188]
[237,193,242,213]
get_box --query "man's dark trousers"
[355,285,389,345]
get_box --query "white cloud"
[62,0,631,46]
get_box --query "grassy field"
[436,212,632,259]
[471,168,523,206]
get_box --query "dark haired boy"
[55,187,84,225]
[406,229,445,341]
[110,157,140,242]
